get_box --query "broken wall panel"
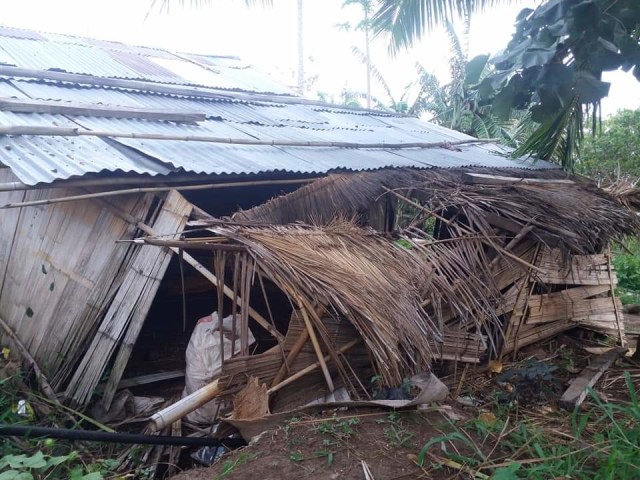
[0,168,152,379]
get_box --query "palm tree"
[407,21,524,143]
[371,0,515,53]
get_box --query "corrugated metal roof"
[0,25,557,185]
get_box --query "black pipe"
[0,425,245,448]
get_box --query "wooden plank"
[462,173,575,186]
[527,286,614,324]
[0,96,206,122]
[560,348,627,410]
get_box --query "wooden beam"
[0,124,496,150]
[271,328,310,387]
[462,173,574,186]
[0,96,206,122]
[559,348,627,410]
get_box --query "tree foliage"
[371,0,513,53]
[477,0,640,169]
[578,108,640,178]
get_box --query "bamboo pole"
[148,379,220,432]
[102,200,284,342]
[268,339,360,394]
[607,245,626,347]
[1,178,317,209]
[0,124,496,150]
[0,96,206,122]
[271,328,310,387]
[0,315,59,403]
[297,306,334,392]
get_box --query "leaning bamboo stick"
[268,339,360,394]
[0,315,59,403]
[298,305,335,392]
[271,328,310,387]
[0,124,496,150]
[1,178,317,209]
[102,200,284,342]
[148,379,220,432]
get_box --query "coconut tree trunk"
[297,0,305,95]
[364,8,372,109]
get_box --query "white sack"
[183,312,255,424]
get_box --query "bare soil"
[171,408,473,480]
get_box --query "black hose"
[0,424,245,448]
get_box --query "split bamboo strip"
[268,339,360,394]
[1,178,318,209]
[65,190,191,407]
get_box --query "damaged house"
[0,26,637,438]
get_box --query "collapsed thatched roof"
[209,221,437,384]
[233,167,640,254]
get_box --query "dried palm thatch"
[602,177,640,211]
[208,221,437,385]
[232,167,640,255]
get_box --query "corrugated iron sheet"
[0,26,557,185]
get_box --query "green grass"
[417,371,640,479]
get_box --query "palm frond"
[150,0,273,15]
[351,46,396,107]
[514,97,583,170]
[372,0,516,53]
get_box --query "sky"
[1,0,640,116]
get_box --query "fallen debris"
[559,347,628,409]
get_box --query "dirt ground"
[172,408,474,480]
[171,338,640,479]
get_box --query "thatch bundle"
[209,221,437,385]
[233,168,640,255]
